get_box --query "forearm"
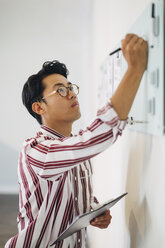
[110,68,144,120]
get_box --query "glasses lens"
[58,87,68,96]
[57,85,79,97]
[71,85,79,95]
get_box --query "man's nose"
[67,89,76,100]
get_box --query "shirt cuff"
[97,100,128,131]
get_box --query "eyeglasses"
[42,84,79,100]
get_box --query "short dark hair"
[22,60,69,125]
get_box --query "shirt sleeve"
[26,101,127,178]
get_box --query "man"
[5,33,148,248]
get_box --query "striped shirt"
[5,101,127,248]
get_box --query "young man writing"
[5,33,148,248]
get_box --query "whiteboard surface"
[98,0,164,136]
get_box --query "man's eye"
[58,87,65,92]
[70,86,74,91]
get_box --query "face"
[40,73,81,125]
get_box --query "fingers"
[90,210,112,229]
[121,33,135,50]
[121,33,148,71]
[90,223,109,229]
[138,37,145,44]
[123,33,134,43]
[121,33,145,50]
[133,37,147,49]
[137,38,148,49]
[125,34,139,49]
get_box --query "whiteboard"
[98,0,164,136]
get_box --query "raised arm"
[111,34,148,120]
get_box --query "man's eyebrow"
[52,82,72,88]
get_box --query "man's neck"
[43,121,73,137]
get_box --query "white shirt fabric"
[5,101,127,248]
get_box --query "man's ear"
[32,101,45,116]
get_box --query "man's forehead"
[43,73,69,87]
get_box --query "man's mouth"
[71,101,79,107]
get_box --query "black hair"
[22,60,69,125]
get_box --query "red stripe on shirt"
[35,173,67,247]
[9,235,18,248]
[23,219,37,248]
[80,164,87,213]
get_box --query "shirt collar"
[40,125,65,139]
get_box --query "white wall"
[0,0,93,193]
[88,0,165,248]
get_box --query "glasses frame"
[42,84,79,100]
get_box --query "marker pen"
[150,3,155,48]
[109,48,121,56]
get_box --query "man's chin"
[71,111,81,122]
[66,110,81,122]
[74,112,81,121]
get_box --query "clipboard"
[50,192,128,246]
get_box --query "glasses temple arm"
[42,90,57,100]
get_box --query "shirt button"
[78,239,81,243]
[75,197,78,201]
[75,177,77,181]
